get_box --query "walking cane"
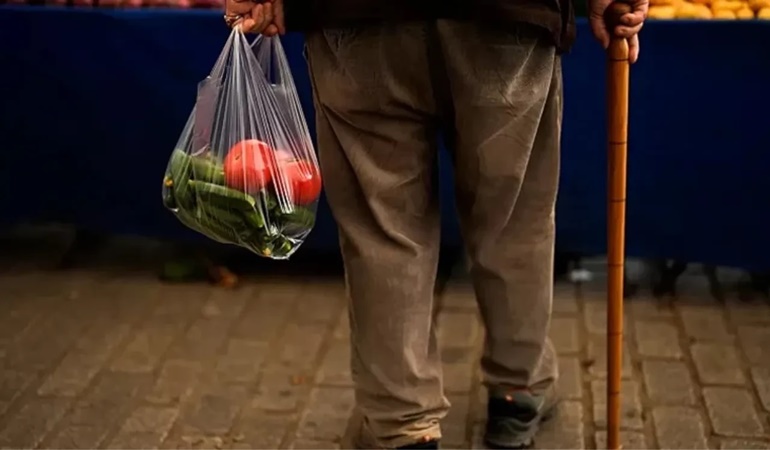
[605,2,632,449]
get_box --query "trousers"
[305,19,562,448]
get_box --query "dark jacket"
[284,0,576,53]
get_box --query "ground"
[0,229,769,449]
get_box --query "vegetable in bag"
[162,30,321,260]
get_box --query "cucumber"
[190,156,226,185]
[189,180,256,211]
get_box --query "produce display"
[648,0,770,19]
[162,139,321,259]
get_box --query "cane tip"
[605,1,633,29]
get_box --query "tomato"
[279,160,322,205]
[223,139,275,193]
[274,149,295,163]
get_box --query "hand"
[589,0,648,63]
[224,0,285,36]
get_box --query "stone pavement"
[1,254,770,449]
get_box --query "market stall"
[1,5,768,268]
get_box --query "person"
[224,0,646,448]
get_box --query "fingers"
[589,14,610,48]
[241,2,273,34]
[224,0,253,16]
[272,0,285,35]
[613,20,644,39]
[628,34,640,63]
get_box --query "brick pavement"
[1,255,770,448]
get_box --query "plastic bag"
[162,29,321,260]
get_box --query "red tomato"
[275,149,295,163]
[279,160,322,205]
[223,139,274,193]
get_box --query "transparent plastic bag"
[162,29,321,260]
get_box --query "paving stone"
[725,298,770,325]
[107,431,168,449]
[2,308,91,371]
[703,387,765,438]
[558,356,584,400]
[214,339,269,385]
[634,320,683,358]
[0,369,37,404]
[118,406,179,435]
[0,397,71,449]
[652,406,709,449]
[109,406,179,449]
[440,283,478,311]
[39,324,132,397]
[316,340,353,387]
[585,334,632,378]
[296,388,355,442]
[552,282,579,314]
[642,360,696,405]
[145,360,204,405]
[177,384,249,436]
[443,349,476,394]
[678,305,732,341]
[592,380,643,430]
[269,323,330,375]
[533,401,584,449]
[42,424,109,449]
[167,316,237,361]
[438,311,480,349]
[110,323,185,373]
[171,435,229,449]
[200,289,249,319]
[549,317,581,354]
[720,439,770,449]
[251,371,310,413]
[737,325,770,367]
[594,431,647,449]
[67,372,150,426]
[750,367,770,412]
[442,395,471,448]
[292,281,345,324]
[582,299,610,335]
[628,296,674,319]
[231,294,294,342]
[691,343,746,385]
[290,439,341,449]
[232,412,292,449]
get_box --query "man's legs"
[436,20,562,448]
[305,24,449,449]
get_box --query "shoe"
[396,439,439,449]
[484,389,558,449]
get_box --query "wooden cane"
[605,2,632,449]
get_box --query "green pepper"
[190,156,226,185]
[168,149,192,200]
[162,177,177,210]
[189,180,256,211]
[196,208,247,244]
[281,207,315,228]
[198,204,250,230]
[241,208,266,230]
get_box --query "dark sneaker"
[484,388,559,449]
[397,438,440,449]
